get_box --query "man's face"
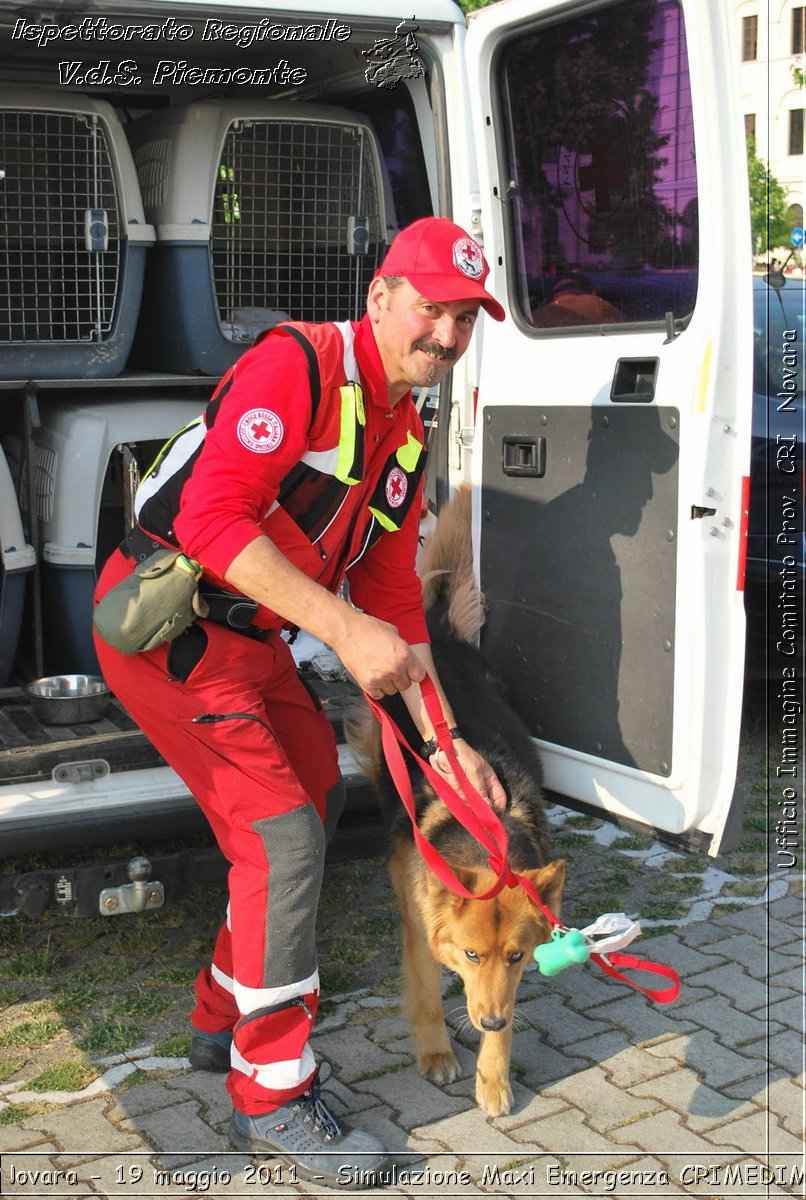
[368,278,480,401]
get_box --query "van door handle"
[502,436,546,477]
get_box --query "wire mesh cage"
[211,118,383,331]
[0,109,121,344]
[0,90,154,379]
[126,101,392,374]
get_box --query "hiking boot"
[229,1067,390,1188]
[188,1028,231,1073]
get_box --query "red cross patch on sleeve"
[237,409,285,454]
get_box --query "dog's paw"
[418,1050,461,1085]
[476,1075,514,1117]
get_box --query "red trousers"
[94,550,341,1114]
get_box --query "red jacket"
[138,316,429,644]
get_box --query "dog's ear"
[426,865,479,901]
[524,859,565,916]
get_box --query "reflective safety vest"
[135,320,426,578]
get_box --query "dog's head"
[423,858,565,1033]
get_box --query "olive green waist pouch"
[93,548,209,655]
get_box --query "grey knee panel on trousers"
[252,803,326,988]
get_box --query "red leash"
[365,675,680,1005]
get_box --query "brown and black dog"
[348,486,564,1117]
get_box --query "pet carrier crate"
[0,88,155,381]
[29,397,206,675]
[0,445,36,685]
[127,101,394,376]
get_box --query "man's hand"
[430,739,507,812]
[335,612,426,699]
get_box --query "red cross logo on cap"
[237,408,284,454]
[452,236,484,280]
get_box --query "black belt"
[121,524,165,564]
[120,526,270,642]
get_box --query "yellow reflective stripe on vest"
[368,435,425,532]
[396,431,422,472]
[368,506,399,533]
[335,383,366,485]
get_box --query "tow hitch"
[99,856,164,915]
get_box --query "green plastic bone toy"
[533,927,591,976]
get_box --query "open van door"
[465,0,752,856]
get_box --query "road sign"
[791,226,804,247]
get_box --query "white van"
[0,0,751,913]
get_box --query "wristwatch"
[421,726,462,759]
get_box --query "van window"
[498,0,698,331]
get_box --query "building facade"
[737,0,806,239]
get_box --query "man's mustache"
[412,338,456,362]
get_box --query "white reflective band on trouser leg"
[231,1043,317,1093]
[211,964,235,995]
[232,969,320,1016]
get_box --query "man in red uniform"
[94,217,506,1186]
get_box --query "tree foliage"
[746,139,793,252]
[456,0,499,12]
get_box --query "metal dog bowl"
[25,674,111,725]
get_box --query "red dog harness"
[366,675,680,1006]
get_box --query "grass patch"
[107,990,168,1022]
[350,913,399,938]
[107,925,169,957]
[640,924,677,939]
[0,1104,36,1126]
[0,986,23,1009]
[145,962,199,987]
[590,870,635,892]
[728,854,769,876]
[651,875,703,895]
[0,1016,62,1049]
[355,1062,407,1081]
[76,1019,144,1056]
[53,986,97,1016]
[0,944,61,979]
[117,1069,148,1091]
[712,903,746,915]
[574,896,624,922]
[722,880,767,898]
[322,940,374,967]
[153,1032,192,1059]
[552,831,593,848]
[318,964,358,993]
[736,835,768,854]
[28,1060,99,1093]
[664,857,708,874]
[71,958,133,985]
[49,925,102,953]
[612,836,650,851]
[0,1055,25,1083]
[564,814,604,829]
[173,937,211,962]
[324,861,379,891]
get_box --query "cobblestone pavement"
[0,695,803,1199]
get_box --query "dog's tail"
[420,484,484,643]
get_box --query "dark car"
[745,274,805,677]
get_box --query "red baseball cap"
[377,217,506,322]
